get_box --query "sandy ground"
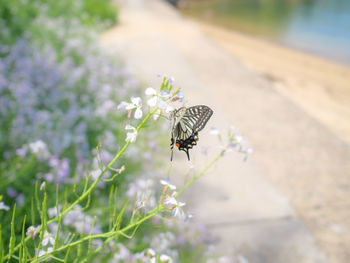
[103,1,350,262]
[195,22,350,145]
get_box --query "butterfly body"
[170,105,213,161]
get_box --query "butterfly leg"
[185,148,190,161]
[170,137,174,161]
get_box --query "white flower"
[237,255,250,263]
[118,97,143,119]
[135,193,148,212]
[172,201,186,219]
[173,90,183,102]
[26,225,40,239]
[26,226,36,239]
[160,254,173,263]
[234,134,243,143]
[160,179,176,190]
[125,125,138,143]
[145,88,172,110]
[163,191,186,219]
[209,127,219,135]
[160,90,171,99]
[29,140,46,153]
[42,231,55,246]
[38,247,53,261]
[47,206,61,218]
[165,106,174,113]
[145,87,158,107]
[40,182,46,191]
[164,195,178,207]
[158,99,167,110]
[146,248,156,257]
[0,202,9,211]
[29,140,50,160]
[153,108,161,120]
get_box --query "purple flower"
[57,158,70,183]
[16,194,25,207]
[7,188,17,198]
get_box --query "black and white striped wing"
[171,105,213,161]
[183,105,213,133]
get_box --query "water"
[180,0,350,65]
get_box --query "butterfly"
[170,105,213,161]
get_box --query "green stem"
[30,143,225,262]
[32,205,163,263]
[6,104,225,262]
[4,108,158,261]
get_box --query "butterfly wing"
[171,105,213,161]
[184,105,213,133]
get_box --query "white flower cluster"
[118,75,184,143]
[111,244,174,263]
[160,180,191,221]
[25,225,55,261]
[209,126,253,161]
[127,177,157,213]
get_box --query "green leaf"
[20,215,26,263]
[64,247,71,263]
[31,198,35,226]
[8,204,16,261]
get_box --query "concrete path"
[101,1,338,262]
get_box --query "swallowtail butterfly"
[170,105,213,161]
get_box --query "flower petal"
[209,127,219,135]
[153,109,161,120]
[134,108,143,119]
[42,237,48,246]
[125,124,135,131]
[117,101,128,109]
[145,87,157,96]
[165,106,174,113]
[125,103,136,110]
[126,131,138,143]
[160,90,171,99]
[131,97,142,107]
[147,96,158,107]
[168,77,175,84]
[158,99,167,110]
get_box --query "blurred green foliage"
[0,0,118,45]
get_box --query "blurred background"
[177,0,350,65]
[103,0,350,263]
